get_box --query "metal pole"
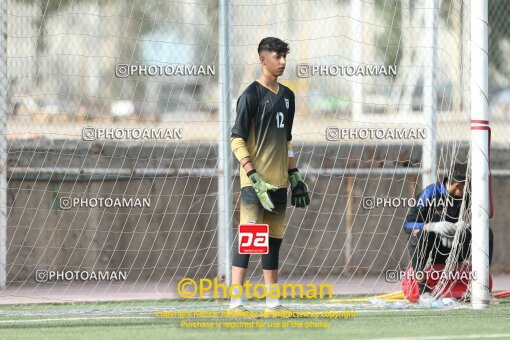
[462,1,471,115]
[218,0,232,286]
[470,0,490,309]
[344,176,354,269]
[0,0,7,288]
[351,0,363,121]
[422,0,438,188]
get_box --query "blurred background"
[4,0,510,142]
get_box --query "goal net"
[0,0,498,320]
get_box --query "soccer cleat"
[226,305,253,318]
[418,292,433,307]
[263,304,294,318]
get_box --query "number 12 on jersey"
[276,112,285,128]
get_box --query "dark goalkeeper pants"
[408,227,494,274]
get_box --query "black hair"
[451,162,467,183]
[258,37,290,56]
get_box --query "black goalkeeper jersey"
[404,178,467,235]
[231,80,295,189]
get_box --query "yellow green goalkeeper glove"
[289,168,310,208]
[247,170,279,212]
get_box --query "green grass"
[0,300,509,340]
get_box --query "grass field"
[0,299,509,340]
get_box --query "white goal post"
[470,0,490,309]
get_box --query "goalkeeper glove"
[440,235,454,249]
[439,221,468,248]
[247,170,279,212]
[289,168,310,208]
[427,221,457,237]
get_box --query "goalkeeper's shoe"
[263,305,295,318]
[247,170,279,212]
[289,169,310,208]
[418,292,433,307]
[226,305,250,318]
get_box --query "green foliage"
[14,0,85,52]
[374,0,510,84]
[488,0,510,81]
[374,0,402,68]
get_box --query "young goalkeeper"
[229,37,310,313]
[403,162,494,301]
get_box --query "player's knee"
[232,253,250,269]
[261,237,283,270]
[407,233,421,262]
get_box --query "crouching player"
[402,162,494,302]
[229,37,310,313]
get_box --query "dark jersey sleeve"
[403,184,440,234]
[231,87,258,140]
[404,198,429,234]
[287,90,295,141]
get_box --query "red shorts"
[402,264,493,302]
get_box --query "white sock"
[265,284,280,308]
[230,285,243,309]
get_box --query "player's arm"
[286,91,310,208]
[231,137,278,212]
[404,185,459,237]
[404,186,433,234]
[288,149,297,170]
[231,91,278,212]
[231,89,257,171]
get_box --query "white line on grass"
[358,308,467,313]
[0,316,153,323]
[374,334,510,340]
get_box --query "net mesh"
[0,0,500,320]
